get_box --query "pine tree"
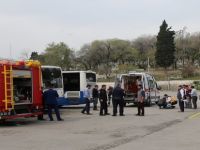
[30,51,39,60]
[155,20,175,69]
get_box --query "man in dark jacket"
[92,85,99,110]
[107,86,113,106]
[112,83,125,116]
[99,85,109,116]
[177,85,184,112]
[43,84,63,121]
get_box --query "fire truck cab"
[0,60,43,121]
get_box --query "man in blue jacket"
[43,83,63,121]
[81,84,92,115]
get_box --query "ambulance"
[115,72,161,106]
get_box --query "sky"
[0,0,200,59]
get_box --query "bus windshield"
[86,73,96,82]
[42,67,63,89]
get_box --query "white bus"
[58,71,96,105]
[41,66,64,97]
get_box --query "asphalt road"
[1,92,200,150]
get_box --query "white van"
[115,72,161,106]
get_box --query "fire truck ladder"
[2,65,14,111]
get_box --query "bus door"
[63,72,81,102]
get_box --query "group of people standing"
[177,84,198,112]
[81,83,146,117]
[38,82,198,121]
[40,82,146,121]
[81,84,127,116]
[81,84,114,115]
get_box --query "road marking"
[188,112,200,119]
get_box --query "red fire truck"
[0,60,43,121]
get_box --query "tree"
[90,40,113,78]
[43,42,73,70]
[155,20,175,69]
[109,39,134,64]
[175,27,190,67]
[189,32,200,66]
[132,35,156,69]
[30,51,40,60]
[76,44,93,70]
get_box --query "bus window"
[42,68,62,89]
[86,73,96,82]
[63,73,80,91]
